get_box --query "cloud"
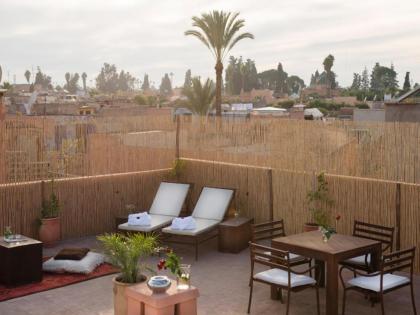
[0,0,419,87]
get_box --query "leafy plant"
[41,192,60,219]
[169,159,186,179]
[307,172,334,227]
[98,233,157,284]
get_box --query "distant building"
[385,87,420,122]
[353,109,385,122]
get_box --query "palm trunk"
[215,61,223,117]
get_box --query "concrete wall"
[353,109,385,122]
[385,104,420,122]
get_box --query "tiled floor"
[0,236,418,315]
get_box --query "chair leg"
[309,259,312,277]
[380,293,385,315]
[342,289,347,315]
[286,290,291,315]
[315,286,320,315]
[411,283,417,315]
[195,238,199,261]
[247,281,254,314]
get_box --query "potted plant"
[304,172,334,232]
[98,233,157,315]
[169,158,186,180]
[38,180,61,246]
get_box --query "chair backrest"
[249,242,290,272]
[191,187,235,222]
[381,247,416,279]
[149,182,191,216]
[353,220,395,253]
[251,220,286,242]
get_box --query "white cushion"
[344,254,371,265]
[255,268,316,288]
[119,214,174,232]
[348,274,410,292]
[43,252,105,274]
[192,187,234,221]
[149,182,190,216]
[162,218,219,236]
[261,251,306,262]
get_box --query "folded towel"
[171,216,196,230]
[128,212,151,226]
[54,248,90,261]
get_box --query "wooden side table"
[126,280,199,315]
[218,217,254,253]
[0,236,43,286]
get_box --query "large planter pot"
[303,222,319,232]
[39,217,60,247]
[113,275,147,315]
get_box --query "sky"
[1,0,420,89]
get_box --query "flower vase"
[176,264,191,290]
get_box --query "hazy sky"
[1,0,420,88]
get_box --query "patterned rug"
[0,262,118,302]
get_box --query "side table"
[218,217,254,253]
[0,236,43,286]
[126,280,199,315]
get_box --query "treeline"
[224,56,305,96]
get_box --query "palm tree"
[24,70,31,84]
[183,77,215,116]
[185,11,254,116]
[323,54,335,97]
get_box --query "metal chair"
[340,247,417,315]
[251,220,312,275]
[248,242,320,315]
[341,220,395,273]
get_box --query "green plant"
[98,233,157,284]
[41,192,60,219]
[157,248,189,283]
[169,159,186,179]
[307,172,334,227]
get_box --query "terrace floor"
[0,236,418,315]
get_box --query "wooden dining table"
[272,230,382,315]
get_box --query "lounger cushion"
[162,218,219,236]
[348,274,410,292]
[255,268,316,288]
[149,182,190,216]
[343,254,371,266]
[119,214,174,232]
[191,187,234,221]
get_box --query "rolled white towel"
[171,216,196,230]
[128,212,151,226]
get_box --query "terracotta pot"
[113,275,146,315]
[303,222,319,232]
[39,217,60,247]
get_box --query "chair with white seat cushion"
[162,186,235,260]
[341,220,394,273]
[250,220,312,283]
[118,182,191,233]
[340,247,417,315]
[248,243,320,315]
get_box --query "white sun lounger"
[162,186,235,260]
[118,182,191,233]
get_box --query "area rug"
[0,262,118,302]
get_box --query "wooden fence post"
[396,182,401,251]
[175,115,180,159]
[268,168,274,221]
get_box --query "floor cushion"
[43,252,105,274]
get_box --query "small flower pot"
[303,222,319,232]
[39,217,60,247]
[113,275,147,315]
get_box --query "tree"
[118,70,136,91]
[287,75,305,94]
[183,77,215,115]
[65,72,71,88]
[351,73,361,90]
[96,63,119,93]
[322,54,336,96]
[0,65,2,84]
[274,62,288,96]
[34,67,52,89]
[403,72,411,92]
[370,62,399,97]
[24,70,31,84]
[361,67,369,91]
[141,74,150,90]
[81,72,87,91]
[159,73,172,96]
[185,11,254,116]
[134,94,147,105]
[183,69,192,90]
